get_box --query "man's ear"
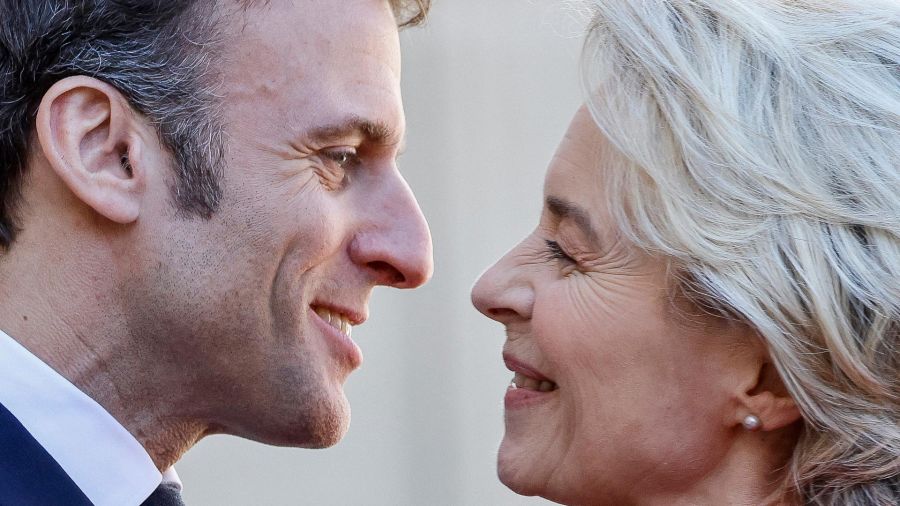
[35,76,147,224]
[736,357,802,432]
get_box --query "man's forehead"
[218,0,405,137]
[221,0,402,82]
[227,0,400,40]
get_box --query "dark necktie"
[140,483,185,506]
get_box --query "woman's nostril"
[488,307,517,319]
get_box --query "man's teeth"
[511,372,557,392]
[314,307,352,337]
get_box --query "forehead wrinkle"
[545,195,600,244]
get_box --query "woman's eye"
[545,240,576,264]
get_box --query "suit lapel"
[0,400,93,505]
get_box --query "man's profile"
[0,0,433,504]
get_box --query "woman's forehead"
[543,108,609,209]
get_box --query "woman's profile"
[472,1,899,504]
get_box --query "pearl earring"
[742,414,762,431]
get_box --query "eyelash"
[545,240,575,263]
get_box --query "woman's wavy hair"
[580,0,899,504]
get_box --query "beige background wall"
[180,1,584,504]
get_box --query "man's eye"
[316,148,361,191]
[323,148,361,170]
[545,240,575,263]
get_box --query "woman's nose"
[471,247,534,323]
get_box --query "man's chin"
[290,393,351,448]
[303,388,351,447]
[296,406,351,449]
[231,391,351,448]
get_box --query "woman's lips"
[511,372,557,391]
[504,381,557,409]
[503,354,558,409]
[503,353,554,382]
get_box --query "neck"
[0,243,206,471]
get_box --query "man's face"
[127,0,432,447]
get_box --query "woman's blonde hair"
[579,0,899,503]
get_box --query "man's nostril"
[368,260,405,286]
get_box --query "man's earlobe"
[35,76,146,224]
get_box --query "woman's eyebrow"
[545,195,599,242]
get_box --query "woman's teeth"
[511,372,557,392]
[314,307,352,338]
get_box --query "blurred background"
[180,1,584,504]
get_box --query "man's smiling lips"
[310,303,367,368]
[503,353,558,409]
[312,306,356,338]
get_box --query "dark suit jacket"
[0,400,93,505]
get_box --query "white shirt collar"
[0,329,167,505]
[161,467,183,491]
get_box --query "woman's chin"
[497,463,541,499]
[497,438,553,499]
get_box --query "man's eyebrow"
[306,116,402,147]
[545,195,598,241]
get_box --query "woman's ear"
[737,359,802,432]
[35,75,146,224]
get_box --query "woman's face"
[471,107,755,505]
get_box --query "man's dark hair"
[0,0,227,248]
[0,0,430,249]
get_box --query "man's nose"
[349,172,433,289]
[471,244,534,323]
